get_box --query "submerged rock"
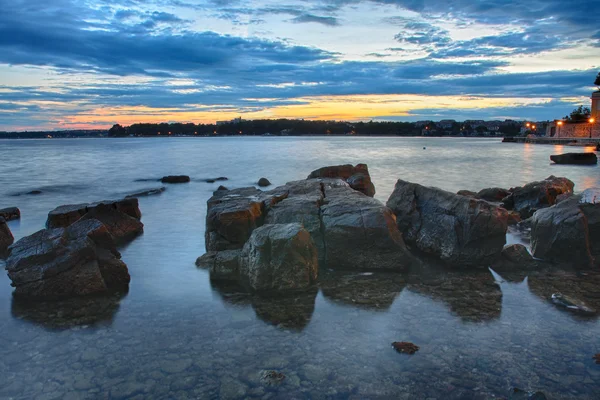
[260,370,286,386]
[0,217,14,255]
[502,176,574,218]
[307,163,376,197]
[550,152,597,165]
[387,179,508,267]
[257,177,271,187]
[391,342,419,355]
[509,388,547,400]
[531,188,600,266]
[239,223,318,292]
[47,198,143,244]
[196,249,241,282]
[204,177,228,183]
[5,219,130,299]
[125,187,165,198]
[161,175,190,183]
[0,207,20,221]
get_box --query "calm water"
[0,137,599,399]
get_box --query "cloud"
[290,14,340,26]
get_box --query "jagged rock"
[257,178,271,187]
[550,152,597,165]
[161,175,190,183]
[239,223,318,292]
[205,187,276,252]
[216,185,228,192]
[387,180,508,267]
[5,219,130,299]
[531,188,600,266]
[507,211,522,226]
[0,207,20,221]
[322,185,415,270]
[457,190,477,198]
[1,217,14,255]
[196,250,241,281]
[476,187,511,202]
[307,163,376,197]
[125,187,165,198]
[502,176,574,218]
[47,199,143,244]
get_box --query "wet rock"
[491,245,538,281]
[161,175,190,184]
[391,342,419,354]
[195,250,241,281]
[307,163,375,197]
[387,179,508,267]
[47,198,142,228]
[0,217,14,255]
[5,219,130,299]
[125,187,165,198]
[477,187,511,203]
[556,192,573,204]
[531,188,600,266]
[205,187,271,251]
[502,176,574,218]
[457,190,477,198]
[204,177,228,183]
[239,223,318,292]
[79,204,144,244]
[551,293,596,315]
[259,370,286,386]
[216,185,229,191]
[258,177,271,187]
[507,211,522,226]
[323,184,415,271]
[0,207,20,221]
[550,152,597,165]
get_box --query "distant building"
[415,120,433,127]
[216,117,243,126]
[545,92,600,138]
[436,119,456,129]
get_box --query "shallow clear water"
[1,137,599,399]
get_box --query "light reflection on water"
[0,137,599,399]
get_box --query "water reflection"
[319,271,406,311]
[406,267,502,322]
[527,268,600,321]
[11,290,128,330]
[210,280,317,330]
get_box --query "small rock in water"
[28,190,42,195]
[0,207,20,221]
[204,177,228,183]
[259,370,286,386]
[593,354,600,364]
[551,293,596,315]
[125,187,166,198]
[161,175,190,184]
[257,177,271,187]
[391,341,419,355]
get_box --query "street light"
[557,120,563,137]
[590,118,596,139]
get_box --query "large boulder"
[5,219,130,299]
[0,207,20,221]
[307,164,376,197]
[239,223,318,292]
[205,187,286,251]
[387,180,508,267]
[531,188,600,267]
[321,185,415,271]
[550,153,597,165]
[0,217,14,255]
[47,198,143,243]
[502,176,574,218]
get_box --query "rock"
[205,187,269,251]
[387,180,508,267]
[457,190,477,198]
[257,177,271,187]
[531,188,600,266]
[27,190,42,195]
[195,250,241,281]
[216,185,228,191]
[239,223,318,292]
[47,199,143,244]
[125,187,165,198]
[593,354,600,364]
[161,175,190,183]
[556,192,573,204]
[391,342,419,354]
[502,176,574,218]
[507,211,522,226]
[259,370,286,386]
[551,293,596,315]
[550,152,598,165]
[322,185,415,270]
[307,163,376,197]
[204,177,228,183]
[476,187,511,202]
[492,244,538,274]
[5,219,130,299]
[1,217,14,255]
[0,207,20,221]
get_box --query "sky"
[0,0,599,131]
